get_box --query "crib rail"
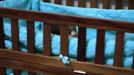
[0,7,134,75]
[0,8,133,32]
[0,49,134,75]
[43,0,134,9]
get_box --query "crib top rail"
[0,7,133,33]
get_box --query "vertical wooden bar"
[27,21,35,53]
[0,67,6,75]
[43,0,50,2]
[95,0,110,64]
[128,0,134,9]
[28,72,36,75]
[60,25,69,56]
[11,18,19,51]
[95,30,105,64]
[90,0,98,8]
[66,0,74,6]
[78,0,86,7]
[54,0,62,4]
[11,18,21,75]
[115,0,123,9]
[77,27,86,61]
[0,17,5,48]
[103,0,110,9]
[114,32,124,67]
[27,21,36,75]
[0,17,6,75]
[43,23,51,56]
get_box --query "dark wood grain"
[11,18,19,51]
[128,0,134,9]
[77,27,86,61]
[0,17,5,48]
[0,8,133,33]
[54,0,62,4]
[43,0,50,2]
[0,67,6,75]
[0,58,90,75]
[27,21,35,53]
[60,26,69,56]
[29,72,36,75]
[103,0,110,9]
[11,18,21,75]
[78,0,86,7]
[27,20,36,75]
[95,30,105,64]
[0,49,134,75]
[114,32,124,67]
[115,0,123,9]
[66,0,74,6]
[90,0,98,8]
[43,23,51,56]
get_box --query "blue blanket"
[0,1,134,74]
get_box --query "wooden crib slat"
[128,0,134,9]
[43,23,51,56]
[11,18,21,75]
[0,67,6,75]
[0,17,6,75]
[95,0,110,64]
[60,26,69,56]
[11,18,19,51]
[95,30,105,64]
[103,0,110,9]
[29,72,36,75]
[90,0,98,8]
[27,21,36,75]
[13,71,21,75]
[115,0,123,9]
[43,0,50,2]
[78,0,86,7]
[27,21,35,53]
[0,17,5,48]
[66,0,74,6]
[114,32,124,67]
[77,27,86,61]
[54,0,62,4]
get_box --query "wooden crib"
[0,0,134,75]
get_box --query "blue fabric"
[1,0,134,70]
[40,2,134,22]
[0,0,30,9]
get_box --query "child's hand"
[71,31,77,37]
